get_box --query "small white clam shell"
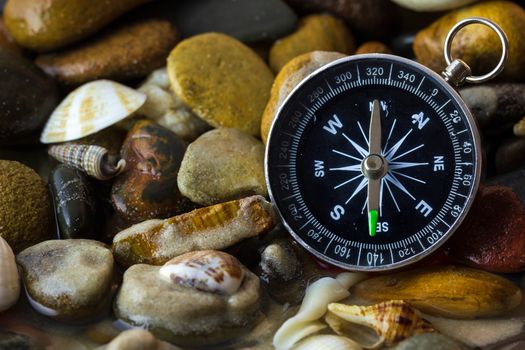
[40,80,146,144]
[159,250,244,295]
[0,236,20,312]
[390,0,477,12]
[293,335,362,350]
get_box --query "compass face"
[265,55,481,271]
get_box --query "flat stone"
[114,263,261,346]
[178,128,267,205]
[269,14,354,72]
[36,19,178,86]
[16,239,115,321]
[167,33,274,137]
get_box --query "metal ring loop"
[443,17,509,84]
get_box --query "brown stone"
[36,19,178,86]
[356,41,392,55]
[0,17,21,54]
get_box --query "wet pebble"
[178,128,267,206]
[98,329,181,350]
[16,239,115,321]
[0,160,52,253]
[269,14,354,73]
[3,0,151,51]
[36,19,178,86]
[414,1,525,81]
[111,120,190,223]
[261,51,346,143]
[49,165,100,239]
[167,32,274,137]
[447,185,525,273]
[112,195,276,267]
[392,333,470,350]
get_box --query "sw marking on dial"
[266,55,480,271]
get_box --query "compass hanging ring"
[442,17,509,86]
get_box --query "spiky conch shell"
[40,79,146,144]
[325,300,435,349]
[0,236,20,312]
[48,144,126,180]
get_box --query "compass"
[265,18,509,271]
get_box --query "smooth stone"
[178,128,267,206]
[391,0,478,12]
[111,120,191,223]
[414,2,525,81]
[145,0,297,43]
[112,195,276,267]
[261,51,346,143]
[447,185,525,273]
[490,167,525,203]
[0,16,21,53]
[49,165,100,240]
[0,331,42,350]
[0,48,59,145]
[35,19,178,86]
[269,14,354,72]
[97,329,181,350]
[495,137,525,174]
[390,33,416,59]
[283,0,398,39]
[393,333,470,350]
[69,126,127,159]
[355,41,392,54]
[138,68,211,142]
[114,263,261,346]
[167,33,274,137]
[0,160,52,253]
[16,239,114,321]
[3,0,151,52]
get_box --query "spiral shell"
[293,335,362,350]
[0,236,20,312]
[159,250,245,295]
[48,144,126,180]
[40,80,146,144]
[325,300,435,349]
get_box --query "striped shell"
[48,144,126,180]
[159,250,244,295]
[293,335,362,350]
[325,300,435,349]
[0,236,20,312]
[40,80,146,144]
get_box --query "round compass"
[265,54,484,271]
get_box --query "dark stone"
[139,0,297,42]
[0,330,42,350]
[0,48,59,145]
[49,165,100,239]
[390,33,415,59]
[489,167,525,203]
[495,137,525,174]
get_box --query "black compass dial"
[266,55,481,271]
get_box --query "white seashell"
[40,80,146,144]
[390,0,478,12]
[159,250,244,295]
[293,335,362,350]
[0,236,20,312]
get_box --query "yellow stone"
[414,1,525,81]
[269,14,355,73]
[167,33,274,137]
[356,41,392,55]
[261,51,346,144]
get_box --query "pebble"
[0,160,52,253]
[355,41,392,54]
[167,32,274,137]
[3,0,151,51]
[112,195,276,267]
[414,1,525,81]
[70,126,127,159]
[460,84,525,132]
[138,68,211,142]
[178,128,267,206]
[16,239,115,321]
[390,33,416,59]
[111,120,191,223]
[0,17,20,54]
[261,51,346,143]
[0,331,42,350]
[392,333,470,350]
[98,329,182,350]
[0,48,59,145]
[284,0,398,39]
[114,263,261,345]
[35,19,178,86]
[447,185,525,273]
[49,165,100,240]
[147,0,297,43]
[351,265,522,319]
[490,167,525,204]
[269,14,354,73]
[495,137,525,174]
[391,0,478,12]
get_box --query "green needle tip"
[368,210,378,237]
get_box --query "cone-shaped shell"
[40,80,146,144]
[0,236,20,312]
[326,300,435,349]
[294,335,362,350]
